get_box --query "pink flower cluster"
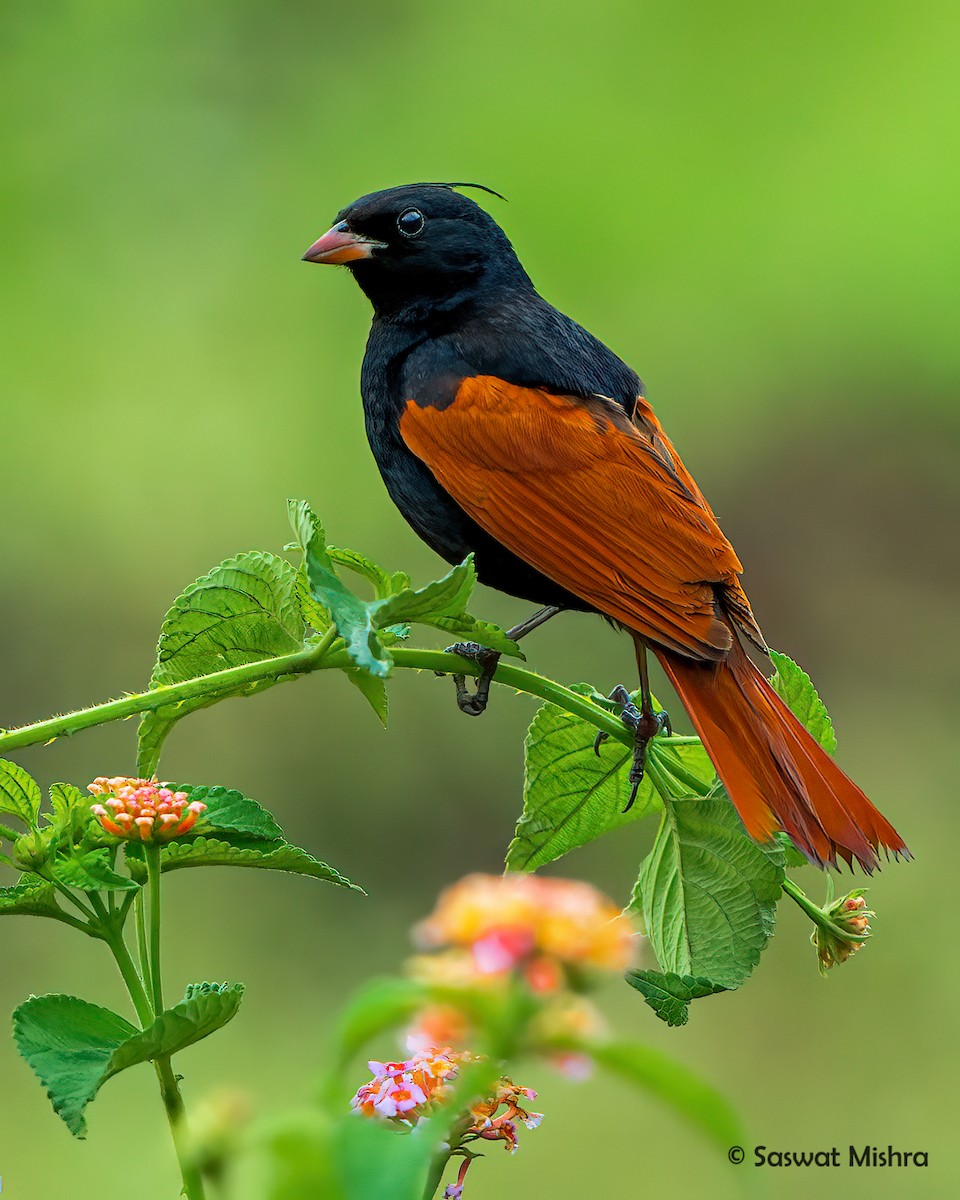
[350,1049,465,1126]
[350,1049,542,1154]
[88,777,206,842]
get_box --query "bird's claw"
[442,641,502,717]
[593,684,671,812]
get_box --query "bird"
[302,181,907,873]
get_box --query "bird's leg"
[444,606,563,717]
[593,644,672,811]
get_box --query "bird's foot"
[593,684,672,811]
[441,641,502,717]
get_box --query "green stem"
[103,925,154,1027]
[145,844,164,1014]
[155,1055,206,1200]
[422,1147,453,1200]
[135,892,151,998]
[0,639,698,761]
[782,876,827,924]
[105,885,204,1198]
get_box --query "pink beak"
[301,221,386,265]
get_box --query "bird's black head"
[302,183,532,317]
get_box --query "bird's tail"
[654,636,908,871]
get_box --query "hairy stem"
[0,642,699,778]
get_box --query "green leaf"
[344,669,389,726]
[51,849,139,892]
[289,501,521,675]
[14,984,243,1137]
[127,836,362,891]
[0,759,42,828]
[139,551,306,772]
[0,875,65,919]
[591,1040,743,1148]
[109,981,244,1071]
[775,831,810,870]
[328,546,409,599]
[375,557,521,656]
[769,649,837,754]
[13,994,138,1136]
[507,689,714,872]
[624,970,728,1027]
[46,783,96,842]
[288,499,393,680]
[507,698,660,871]
[174,784,284,841]
[633,796,784,989]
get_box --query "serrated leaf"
[110,981,244,1073]
[344,669,389,726]
[46,783,96,842]
[507,699,661,871]
[769,649,837,754]
[0,875,65,919]
[151,552,305,689]
[51,849,139,892]
[0,759,42,828]
[127,836,362,891]
[328,546,409,599]
[633,797,784,989]
[13,994,138,1136]
[139,551,307,772]
[590,1040,743,1148]
[14,985,243,1137]
[624,970,728,1027]
[173,784,284,841]
[288,499,393,679]
[506,691,714,872]
[375,558,521,656]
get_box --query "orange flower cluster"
[467,1077,543,1153]
[88,777,206,842]
[415,873,637,988]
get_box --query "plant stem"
[105,884,205,1198]
[0,640,699,763]
[145,844,164,1014]
[422,1147,453,1200]
[155,1054,207,1200]
[103,925,154,1026]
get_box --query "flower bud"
[811,888,875,974]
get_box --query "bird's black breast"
[359,290,641,610]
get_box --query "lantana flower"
[350,1049,466,1126]
[88,776,206,842]
[414,873,637,987]
[811,888,874,974]
[351,1051,542,1156]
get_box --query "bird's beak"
[301,221,386,265]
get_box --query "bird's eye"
[396,208,425,238]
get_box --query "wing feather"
[400,375,759,661]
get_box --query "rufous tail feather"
[653,635,908,872]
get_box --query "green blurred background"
[2,1,957,1196]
